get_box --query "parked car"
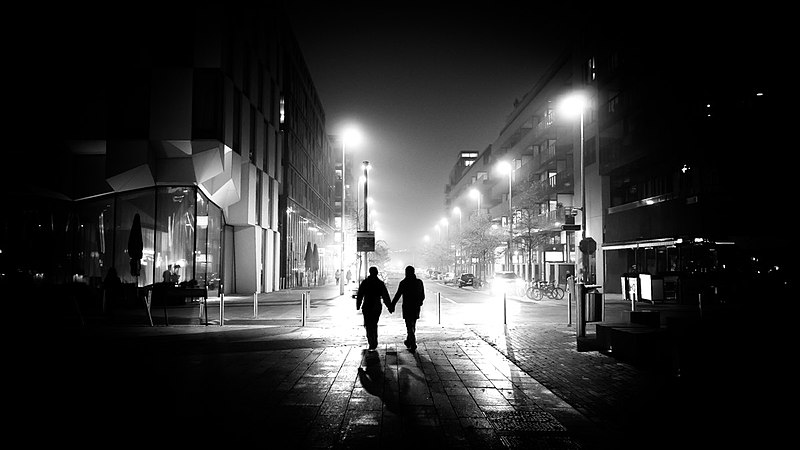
[442,272,457,284]
[490,271,524,296]
[457,273,475,288]
[426,269,442,280]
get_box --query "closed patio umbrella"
[127,213,152,326]
[312,244,319,285]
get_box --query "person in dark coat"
[390,265,425,351]
[356,266,393,350]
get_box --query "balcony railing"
[533,171,574,194]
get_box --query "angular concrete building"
[3,3,336,299]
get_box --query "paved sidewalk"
[15,283,787,449]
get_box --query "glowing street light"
[469,188,481,215]
[452,206,462,229]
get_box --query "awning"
[602,237,734,251]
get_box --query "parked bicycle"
[526,280,566,300]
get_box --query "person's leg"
[404,318,417,349]
[409,319,417,348]
[365,313,379,349]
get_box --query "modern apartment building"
[445,17,784,303]
[445,51,582,286]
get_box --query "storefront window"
[75,198,115,283]
[155,187,195,286]
[196,190,223,296]
[115,190,155,286]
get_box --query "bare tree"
[420,241,452,274]
[460,213,505,283]
[371,239,392,272]
[513,173,559,281]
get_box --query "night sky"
[285,1,575,260]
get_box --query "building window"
[585,56,596,83]
[608,93,620,114]
[279,95,285,125]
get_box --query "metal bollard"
[503,292,507,325]
[576,282,585,338]
[219,286,224,326]
[698,293,703,318]
[437,292,441,325]
[253,292,258,318]
[301,292,307,326]
[567,277,574,327]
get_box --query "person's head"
[369,266,378,277]
[405,265,415,277]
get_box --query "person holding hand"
[391,265,425,351]
[356,266,393,350]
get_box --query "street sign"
[561,224,581,231]
[356,231,375,252]
[579,237,597,254]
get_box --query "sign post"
[356,231,375,252]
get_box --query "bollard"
[698,293,703,318]
[578,283,585,337]
[219,286,224,326]
[437,292,441,325]
[301,292,307,326]
[503,292,508,325]
[567,277,574,327]
[253,292,258,318]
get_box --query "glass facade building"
[71,187,224,296]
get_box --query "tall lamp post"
[497,161,513,272]
[469,188,481,216]
[560,92,589,338]
[440,217,449,272]
[452,206,462,274]
[362,160,370,282]
[340,128,362,295]
[559,93,587,282]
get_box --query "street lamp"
[452,206,462,229]
[362,160,370,282]
[452,206,462,274]
[340,127,362,295]
[559,92,587,282]
[469,188,481,215]
[497,160,513,272]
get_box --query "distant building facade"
[445,18,785,303]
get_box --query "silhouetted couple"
[356,265,425,351]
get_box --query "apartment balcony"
[537,207,569,231]
[533,170,574,196]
